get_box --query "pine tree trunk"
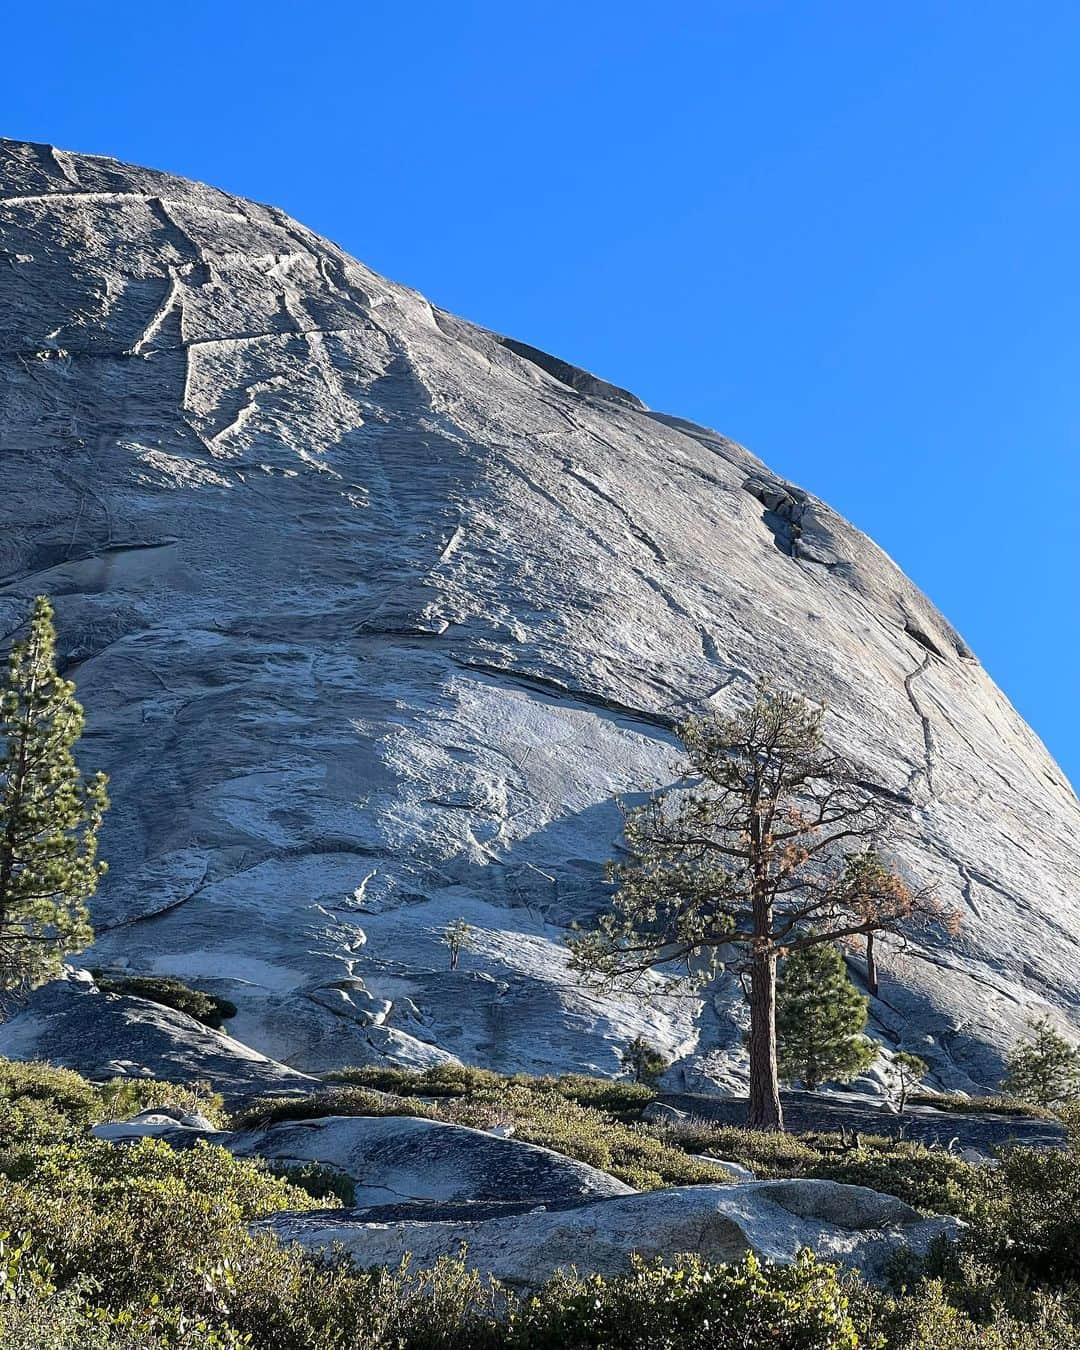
[866,931,879,997]
[747,950,784,1130]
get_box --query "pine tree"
[776,942,876,1091]
[620,1036,671,1085]
[0,596,107,1001]
[570,680,947,1130]
[887,1051,928,1114]
[441,917,472,971]
[1003,1018,1080,1110]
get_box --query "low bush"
[511,1250,860,1349]
[437,1082,729,1188]
[0,1228,250,1348]
[0,1059,225,1143]
[92,971,238,1029]
[660,1120,985,1220]
[851,1273,1079,1349]
[908,1091,1057,1121]
[325,1062,506,1097]
[0,1137,322,1304]
[791,1145,980,1222]
[265,1159,357,1207]
[324,1063,655,1116]
[968,1144,1080,1289]
[229,1087,435,1131]
[96,1076,227,1127]
[0,1059,102,1143]
[544,1072,655,1116]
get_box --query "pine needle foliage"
[1004,1018,1080,1110]
[888,1051,928,1114]
[570,678,946,1129]
[776,942,877,1090]
[0,597,107,999]
[619,1036,671,1085]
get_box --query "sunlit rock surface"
[0,969,311,1093]
[259,1179,962,1285]
[105,1114,637,1211]
[1,138,1077,1091]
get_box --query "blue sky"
[5,3,1078,783]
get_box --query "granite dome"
[1,138,1077,1091]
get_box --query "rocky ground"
[661,1089,1068,1155]
[259,1179,958,1288]
[91,1104,965,1288]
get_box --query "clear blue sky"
[4,3,1078,784]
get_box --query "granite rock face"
[1,138,1078,1091]
[0,969,312,1094]
[258,1179,963,1285]
[228,1115,634,1210]
[92,1113,635,1212]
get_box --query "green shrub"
[229,1088,435,1131]
[92,972,238,1028]
[660,1121,984,1220]
[0,1058,226,1144]
[96,1076,227,1127]
[853,1274,1079,1349]
[0,1137,321,1304]
[0,1060,102,1144]
[325,1063,506,1097]
[0,1259,251,1350]
[265,1160,356,1207]
[223,1249,507,1350]
[969,1144,1080,1288]
[907,1091,1057,1121]
[796,1147,981,1222]
[546,1072,655,1116]
[438,1083,730,1189]
[323,1064,655,1116]
[854,1137,1080,1343]
[509,1250,860,1349]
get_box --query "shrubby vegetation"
[231,1085,436,1131]
[240,1067,727,1189]
[511,1250,862,1349]
[263,1159,358,1207]
[436,1082,727,1189]
[1,1056,1078,1347]
[0,1058,225,1144]
[906,1090,1056,1120]
[324,1061,656,1115]
[91,971,238,1029]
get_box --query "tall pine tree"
[570,681,943,1129]
[0,596,107,1001]
[776,941,876,1091]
